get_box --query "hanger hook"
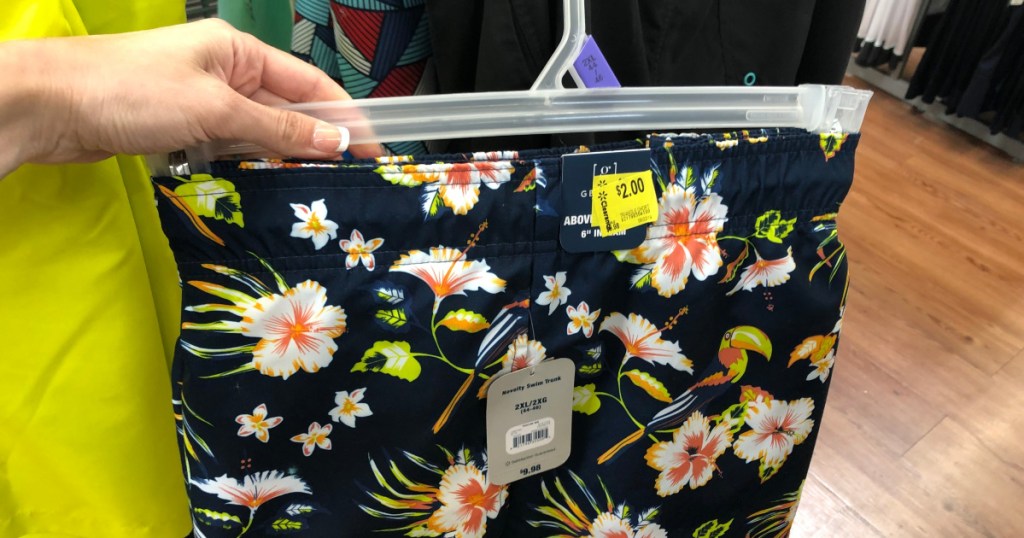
[530,0,587,91]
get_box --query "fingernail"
[312,123,349,153]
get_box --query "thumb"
[215,95,350,159]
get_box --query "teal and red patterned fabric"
[155,129,856,537]
[291,0,433,155]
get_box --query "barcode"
[512,427,550,449]
[505,417,555,454]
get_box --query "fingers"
[194,24,383,160]
[247,86,383,159]
[240,35,383,158]
[228,95,383,160]
[254,38,351,104]
[208,93,349,159]
[248,88,291,108]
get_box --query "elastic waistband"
[154,129,858,276]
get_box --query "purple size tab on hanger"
[572,35,621,88]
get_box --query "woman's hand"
[0,19,380,176]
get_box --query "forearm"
[1,20,373,181]
[0,40,39,177]
[0,39,75,178]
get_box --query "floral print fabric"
[153,129,857,537]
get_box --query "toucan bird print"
[597,325,772,464]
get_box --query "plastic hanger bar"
[151,0,872,175]
[188,85,869,161]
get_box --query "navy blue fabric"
[154,129,857,537]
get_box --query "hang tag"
[559,149,652,252]
[571,35,622,88]
[486,358,575,486]
[591,170,658,235]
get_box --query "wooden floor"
[791,77,1024,537]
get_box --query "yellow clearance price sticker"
[591,170,658,236]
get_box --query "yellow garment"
[0,1,190,536]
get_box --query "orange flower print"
[426,464,508,538]
[290,422,333,457]
[536,271,572,315]
[727,247,796,296]
[645,411,733,495]
[329,388,372,428]
[616,185,727,298]
[234,403,283,443]
[191,470,311,534]
[339,229,384,271]
[181,262,347,380]
[526,471,668,537]
[733,398,814,468]
[599,312,692,372]
[566,301,600,338]
[503,334,546,373]
[375,161,513,216]
[193,470,310,510]
[390,247,506,305]
[589,513,668,538]
[240,281,347,379]
[290,199,338,250]
[359,447,506,537]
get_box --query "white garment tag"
[485,358,575,485]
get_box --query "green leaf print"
[352,340,422,382]
[438,309,491,333]
[271,518,304,531]
[194,507,242,527]
[701,166,720,193]
[683,165,697,188]
[425,189,444,217]
[715,402,749,435]
[809,226,845,284]
[375,308,409,330]
[405,525,442,537]
[285,503,314,516]
[375,164,425,187]
[173,174,244,227]
[753,210,796,244]
[758,460,782,483]
[632,269,654,290]
[719,241,750,284]
[572,384,601,415]
[693,518,733,538]
[372,285,406,305]
[624,370,672,402]
[819,132,847,161]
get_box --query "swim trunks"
[153,128,856,537]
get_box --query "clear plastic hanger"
[156,0,872,174]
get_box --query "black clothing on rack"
[907,0,1024,137]
[423,0,865,152]
[957,6,1023,120]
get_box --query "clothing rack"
[845,0,1024,161]
[185,0,218,21]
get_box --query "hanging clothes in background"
[906,0,1024,137]
[957,5,1024,137]
[291,0,435,156]
[911,0,951,50]
[853,0,923,70]
[421,0,866,152]
[290,1,865,154]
